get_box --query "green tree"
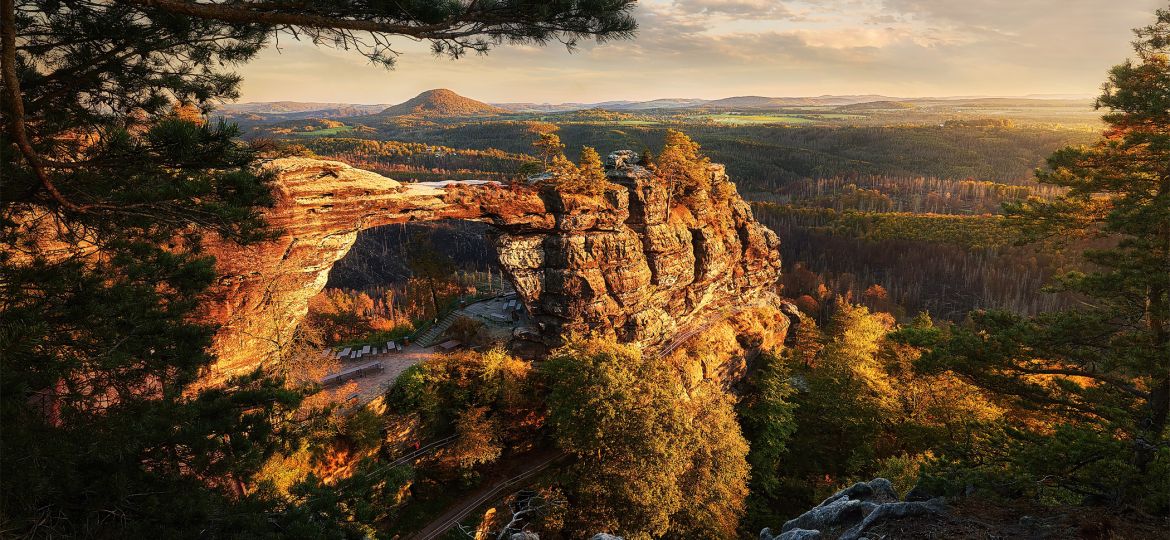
[385,347,535,442]
[906,9,1170,509]
[544,338,748,539]
[654,129,711,204]
[778,305,886,510]
[282,460,415,538]
[1,0,637,535]
[738,350,798,533]
[447,406,503,469]
[533,131,568,165]
[579,146,607,184]
[549,145,608,196]
[406,230,456,319]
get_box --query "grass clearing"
[292,125,355,137]
[700,113,868,125]
[702,113,816,125]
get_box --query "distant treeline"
[300,122,1097,188]
[765,175,1065,214]
[294,137,535,179]
[753,203,1081,320]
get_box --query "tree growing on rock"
[578,146,607,187]
[556,146,610,196]
[533,132,568,166]
[533,135,609,196]
[655,129,711,205]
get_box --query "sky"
[236,0,1166,104]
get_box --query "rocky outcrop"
[760,479,946,540]
[201,152,782,380]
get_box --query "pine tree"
[655,129,711,204]
[906,9,1170,507]
[533,132,568,165]
[1,0,638,535]
[578,145,608,194]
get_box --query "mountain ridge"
[225,90,1096,120]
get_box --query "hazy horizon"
[224,90,1098,107]
[237,0,1162,104]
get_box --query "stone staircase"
[415,311,459,347]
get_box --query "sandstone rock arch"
[201,153,782,380]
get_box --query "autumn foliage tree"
[543,338,749,539]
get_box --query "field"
[290,124,355,136]
[701,113,816,125]
[698,112,869,125]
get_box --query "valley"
[234,88,1099,327]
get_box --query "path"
[406,450,564,540]
[325,295,528,405]
[654,301,769,359]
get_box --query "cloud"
[672,0,795,18]
[236,0,1167,103]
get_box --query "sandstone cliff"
[201,151,782,380]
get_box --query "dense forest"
[256,122,1098,192]
[279,116,1095,326]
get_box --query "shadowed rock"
[762,478,945,540]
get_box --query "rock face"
[760,479,946,540]
[201,152,782,380]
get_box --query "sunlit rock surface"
[201,153,782,380]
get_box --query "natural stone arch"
[200,154,783,381]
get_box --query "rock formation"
[200,151,782,380]
[760,479,946,540]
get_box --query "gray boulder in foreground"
[760,527,822,540]
[761,478,945,540]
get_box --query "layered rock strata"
[201,152,782,379]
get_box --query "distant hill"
[494,98,708,112]
[220,101,387,115]
[610,98,711,110]
[379,89,505,117]
[494,102,595,113]
[704,95,900,108]
[837,100,916,111]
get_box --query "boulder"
[761,528,822,540]
[765,478,946,540]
